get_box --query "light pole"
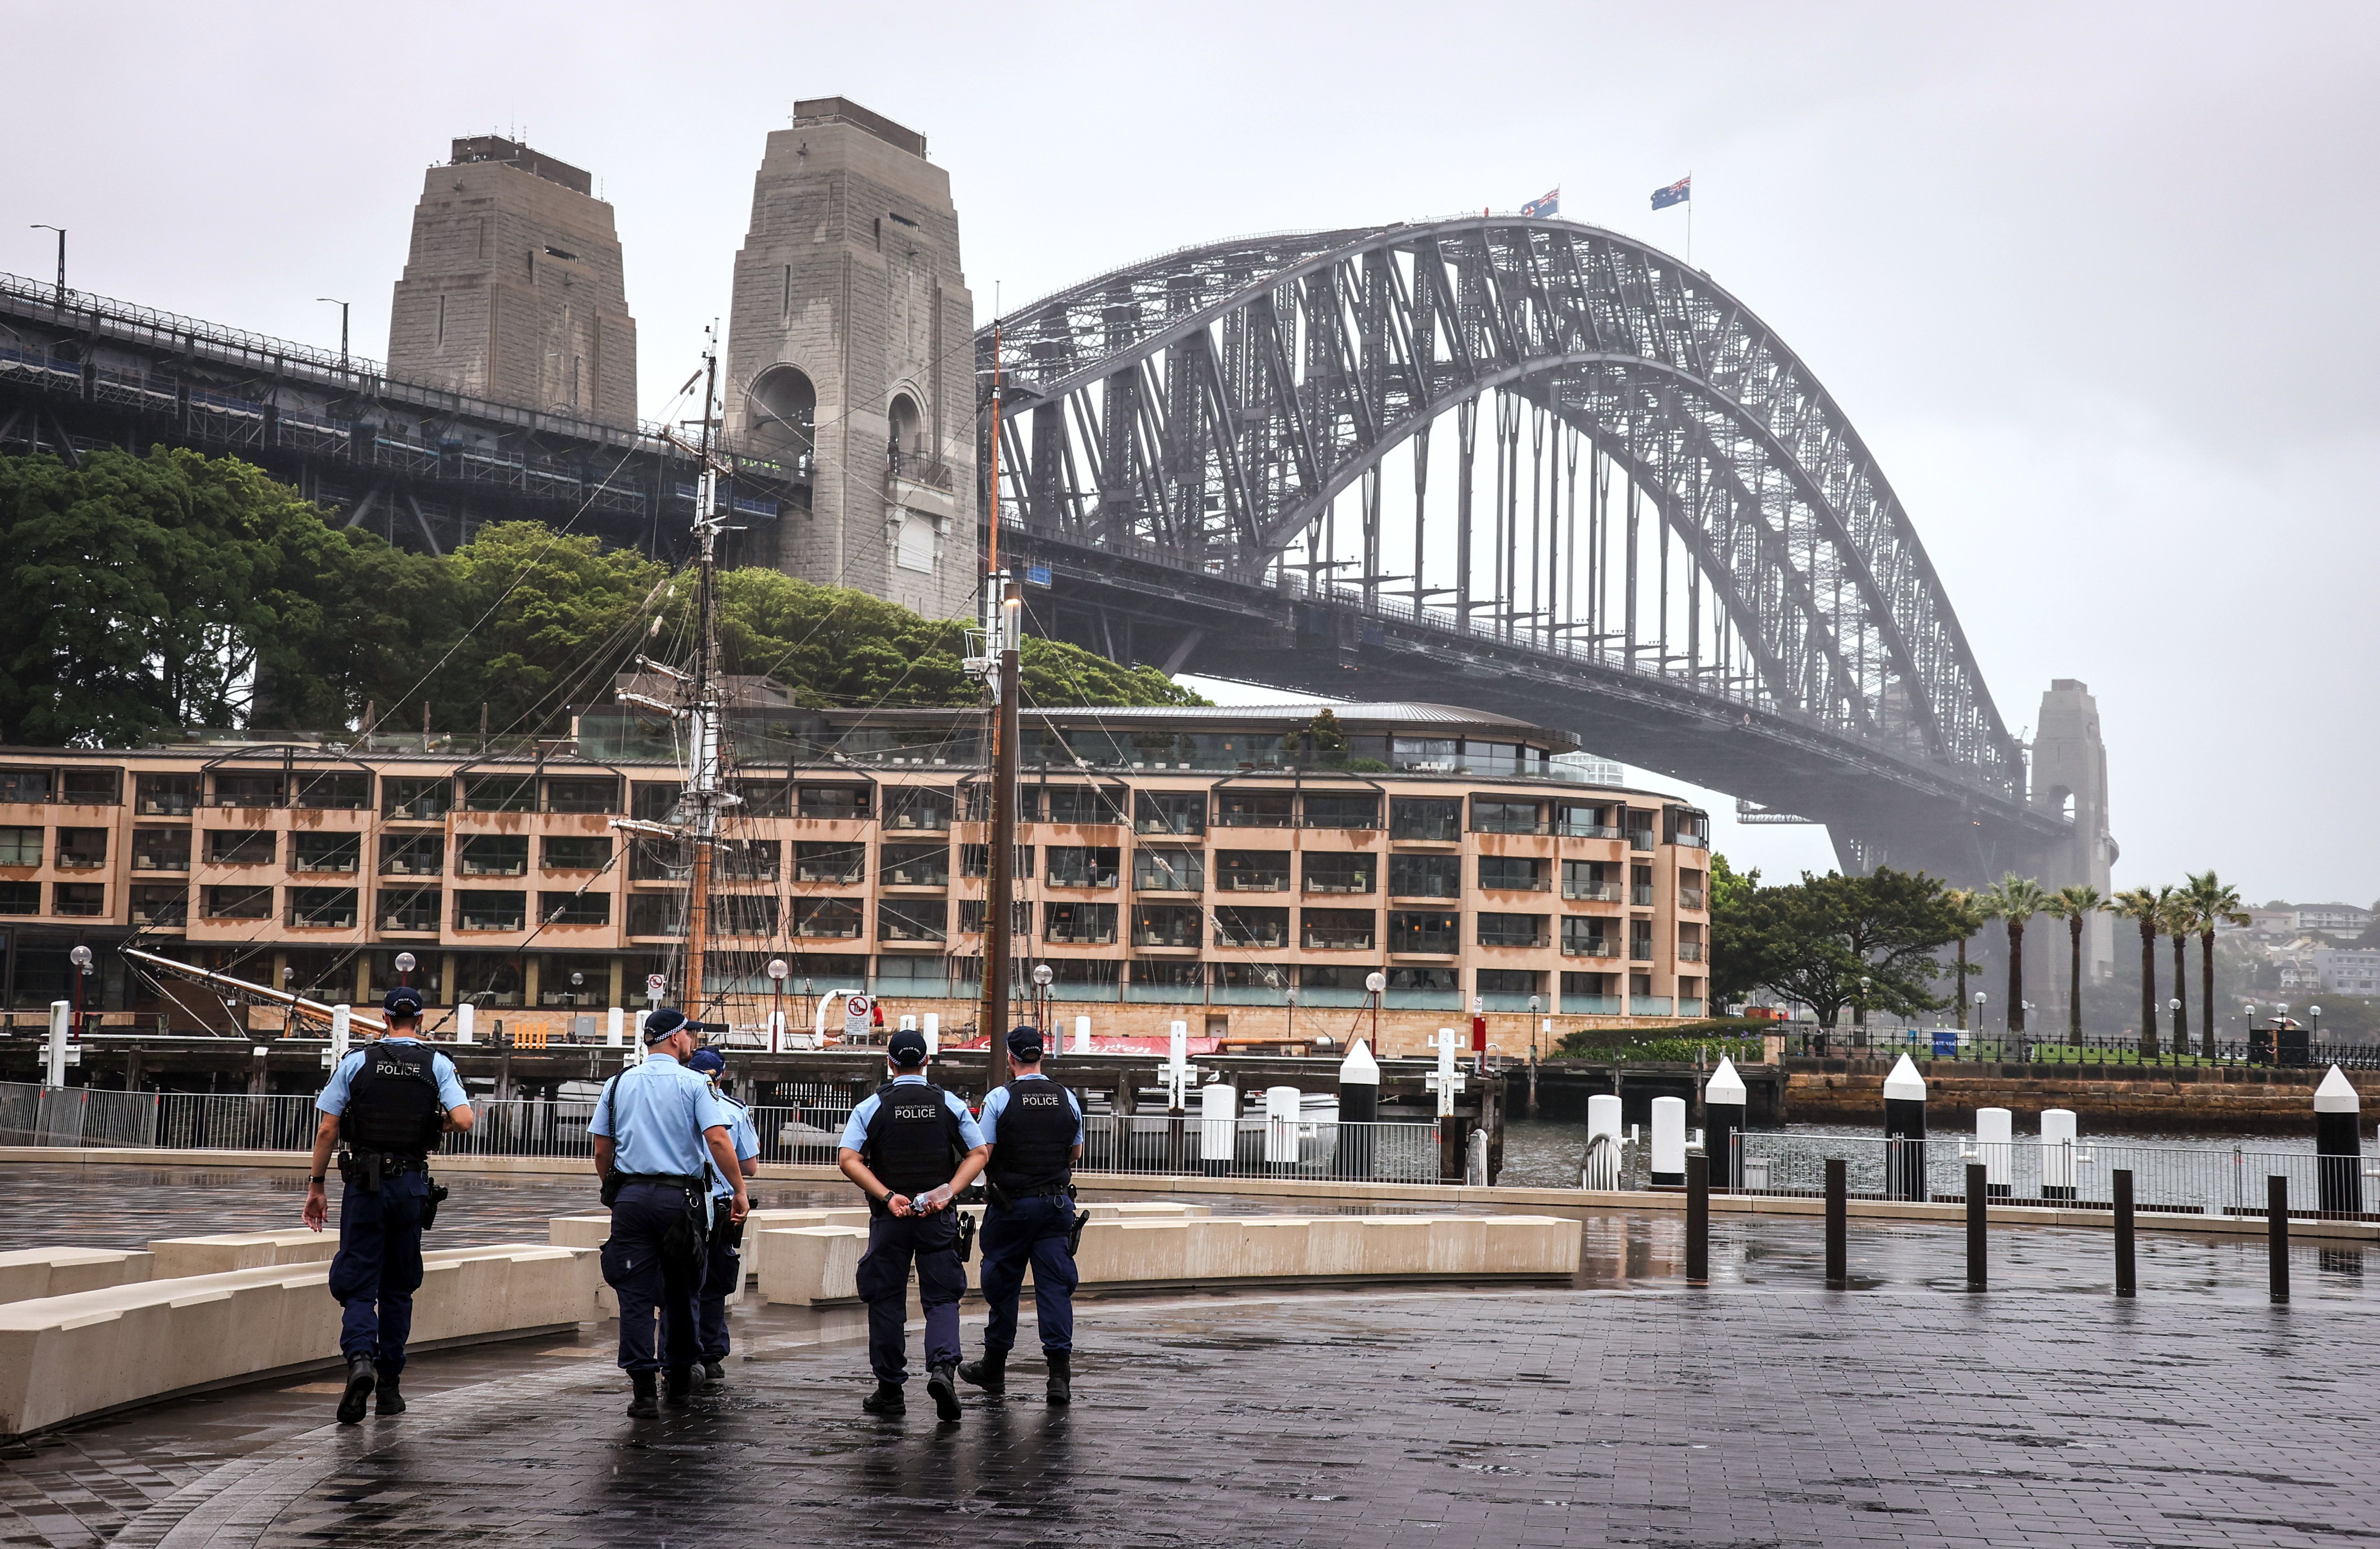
[2168,996,2182,1059]
[1284,984,1297,1046]
[394,951,417,987]
[1856,975,1871,1033]
[1973,990,1988,1054]
[1365,970,1386,1054]
[30,225,64,306]
[1031,962,1054,1037]
[69,944,93,1039]
[317,297,349,367]
[282,966,298,1036]
[767,958,789,1052]
[1526,992,1542,1117]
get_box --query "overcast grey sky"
[7,1,2374,903]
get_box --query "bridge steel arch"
[978,218,2062,877]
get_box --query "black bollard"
[1882,1054,1929,1202]
[1686,1151,1710,1285]
[2315,1065,2363,1218]
[1965,1162,1987,1291]
[1704,1057,1747,1192]
[1825,1157,1848,1288]
[2113,1168,2136,1297]
[1334,1038,1380,1181]
[2268,1174,2290,1304]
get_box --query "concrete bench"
[756,1212,1579,1306]
[0,1242,601,1440]
[0,1248,155,1306]
[147,1229,339,1279]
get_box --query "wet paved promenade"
[4,1175,2376,1547]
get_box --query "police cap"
[886,1026,929,1067]
[382,986,425,1018]
[643,1007,690,1045]
[687,1047,727,1076]
[1005,1024,1046,1061]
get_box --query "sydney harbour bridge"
[0,121,2083,885]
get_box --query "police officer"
[686,1046,759,1381]
[959,1025,1084,1405]
[836,1025,989,1421]
[589,1008,750,1417]
[302,986,475,1425]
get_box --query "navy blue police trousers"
[601,1182,701,1374]
[327,1172,430,1373]
[854,1209,966,1384]
[976,1195,1079,1355]
[696,1211,743,1362]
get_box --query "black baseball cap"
[382,986,425,1017]
[887,1026,929,1066]
[1005,1024,1046,1060]
[643,1007,690,1045]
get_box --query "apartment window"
[537,956,613,1007]
[881,843,951,888]
[1214,790,1293,829]
[135,773,198,816]
[1678,924,1706,963]
[542,891,612,927]
[461,774,536,813]
[543,835,612,872]
[1562,917,1616,957]
[1040,958,1120,995]
[0,826,41,866]
[1302,853,1375,895]
[1131,903,1203,949]
[632,781,686,822]
[0,768,52,804]
[795,842,866,883]
[1302,792,1379,830]
[1388,796,1462,842]
[1212,904,1289,949]
[717,839,780,882]
[732,776,791,818]
[130,884,187,926]
[377,833,443,877]
[1629,918,1656,961]
[1044,901,1117,945]
[627,892,688,936]
[204,884,273,920]
[542,777,619,814]
[1667,808,1711,850]
[458,835,530,877]
[1391,737,1457,773]
[1046,846,1120,888]
[1214,850,1290,892]
[55,768,120,805]
[1134,790,1206,835]
[958,899,1032,938]
[0,881,35,915]
[1477,912,1549,948]
[294,772,370,810]
[1478,855,1549,892]
[1471,797,1545,835]
[290,832,361,874]
[1625,808,1657,850]
[1037,785,1124,826]
[1301,908,1375,951]
[378,887,441,932]
[791,898,864,938]
[1387,910,1460,954]
[1563,859,1617,901]
[1388,965,1459,993]
[1133,959,1205,991]
[710,894,779,936]
[208,830,276,865]
[132,827,191,872]
[288,886,358,928]
[1133,848,1203,892]
[52,828,105,869]
[1678,868,1707,911]
[382,777,451,821]
[1562,970,1618,1003]
[879,898,949,944]
[1478,968,1544,996]
[960,844,1034,880]
[1554,800,1616,838]
[1388,852,1461,898]
[881,787,954,832]
[1216,962,1291,996]
[1632,864,1655,907]
[455,953,525,1008]
[54,883,104,917]
[456,889,527,931]
[212,772,283,808]
[795,783,870,821]
[1299,964,1377,994]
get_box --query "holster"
[1067,1205,1090,1257]
[421,1177,451,1231]
[659,1186,708,1279]
[336,1149,384,1195]
[955,1209,978,1263]
[600,1170,623,1209]
[983,1178,1013,1211]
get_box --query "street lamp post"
[395,951,417,987]
[1284,984,1297,1046]
[2310,1003,2323,1041]
[2168,996,2182,1063]
[1856,976,1871,1035]
[1030,962,1054,1046]
[1526,992,1542,1117]
[1973,991,1988,1055]
[767,958,789,1053]
[30,225,64,306]
[1364,970,1386,1054]
[318,297,349,367]
[68,944,93,1039]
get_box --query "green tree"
[1718,867,1967,1028]
[2159,891,2198,1054]
[2108,886,2165,1056]
[2041,885,2105,1041]
[1705,852,1761,1006]
[1979,875,2049,1037]
[1944,887,1987,1029]
[2182,870,2248,1058]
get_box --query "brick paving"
[4,1193,2377,1547]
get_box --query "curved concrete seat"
[146,1229,338,1279]
[0,1247,155,1306]
[0,1242,601,1440]
[756,1212,1580,1306]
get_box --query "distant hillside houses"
[2235,902,2373,939]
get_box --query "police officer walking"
[302,986,475,1425]
[836,1025,989,1421]
[589,1008,750,1417]
[959,1025,1084,1405]
[686,1046,759,1381]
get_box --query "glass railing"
[1562,994,1622,1015]
[1563,882,1620,901]
[1629,995,1674,1015]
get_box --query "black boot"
[374,1368,407,1416]
[664,1367,695,1405]
[334,1355,376,1425]
[700,1359,726,1382]
[927,1360,963,1423]
[957,1348,1008,1395]
[627,1371,660,1418]
[1045,1350,1073,1406]
[860,1379,905,1416]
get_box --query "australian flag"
[1651,176,1691,211]
[1520,187,1559,219]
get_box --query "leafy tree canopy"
[1711,863,1970,1027]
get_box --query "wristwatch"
[309,1175,327,1184]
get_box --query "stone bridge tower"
[2032,679,2117,979]
[387,137,637,425]
[723,99,976,620]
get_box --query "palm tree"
[2042,886,2105,1042]
[2183,870,2248,1058]
[1945,888,1987,1031]
[1982,875,2049,1043]
[2160,892,2198,1056]
[2108,887,2164,1059]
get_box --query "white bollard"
[1650,1095,1688,1186]
[899,1014,917,1033]
[1073,1014,1091,1054]
[330,1004,352,1070]
[1200,1081,1238,1176]
[45,1000,69,1089]
[607,1006,625,1048]
[456,1003,476,1045]
[1582,1092,1624,1189]
[2040,1107,2079,1200]
[923,1012,939,1057]
[1974,1106,2013,1197]
[1263,1084,1302,1169]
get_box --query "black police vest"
[988,1079,1076,1195]
[340,1041,444,1155]
[862,1082,965,1200]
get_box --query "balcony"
[1044,921,1117,947]
[1388,934,1459,956]
[1632,885,1656,906]
[1678,941,1706,962]
[1562,938,1617,958]
[1555,822,1621,839]
[1563,993,1622,1015]
[1564,882,1620,902]
[287,889,358,929]
[1677,997,1706,1016]
[378,891,440,933]
[456,891,528,932]
[1302,926,1375,951]
[1627,829,1656,852]
[1679,886,1707,910]
[1629,995,1674,1015]
[1674,831,1710,850]
[1629,943,1656,962]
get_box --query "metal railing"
[1782,1028,2380,1070]
[1081,1113,1439,1184]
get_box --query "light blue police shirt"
[978,1073,1084,1147]
[837,1073,986,1153]
[315,1037,471,1116]
[589,1052,735,1177]
[710,1092,761,1200]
